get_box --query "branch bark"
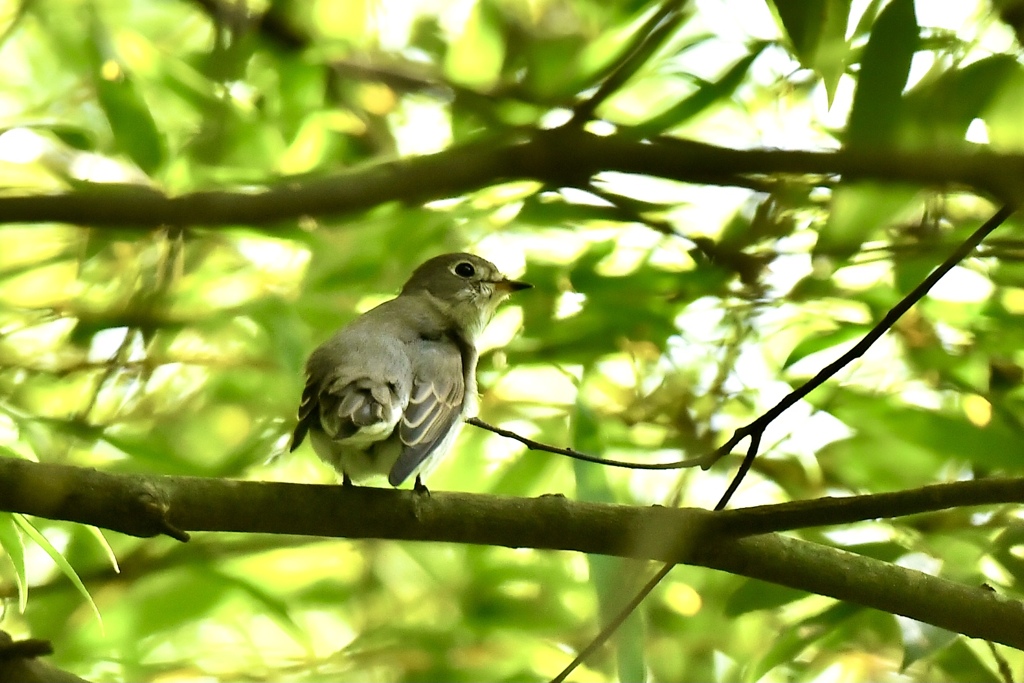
[0,630,91,683]
[3,128,1022,228]
[3,456,1024,650]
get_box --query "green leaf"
[748,603,861,681]
[902,55,1019,151]
[771,0,825,59]
[516,192,672,227]
[981,60,1024,152]
[462,553,579,632]
[43,123,98,151]
[83,525,120,574]
[444,0,506,90]
[635,42,769,136]
[210,568,313,650]
[486,422,561,496]
[898,615,958,671]
[13,515,102,627]
[770,0,851,103]
[819,388,1024,482]
[517,242,729,364]
[815,184,920,260]
[131,566,232,637]
[94,71,164,174]
[88,10,164,173]
[843,540,912,563]
[0,512,28,613]
[933,639,1002,683]
[815,0,853,103]
[850,0,886,40]
[523,33,591,101]
[726,579,809,616]
[893,250,939,296]
[102,429,192,474]
[991,524,1024,585]
[784,323,873,369]
[846,0,918,148]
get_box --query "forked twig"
[711,203,1015,507]
[547,204,1016,683]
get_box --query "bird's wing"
[289,372,320,451]
[389,343,465,486]
[292,329,412,452]
[291,371,367,450]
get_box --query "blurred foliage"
[0,0,1023,681]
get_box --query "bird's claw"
[413,475,430,496]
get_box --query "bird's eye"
[453,262,476,278]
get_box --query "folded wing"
[388,344,464,486]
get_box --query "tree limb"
[3,456,1024,650]
[2,128,1022,228]
[0,630,91,683]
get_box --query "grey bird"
[289,253,531,490]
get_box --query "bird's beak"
[495,277,532,293]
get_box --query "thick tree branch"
[3,456,1024,649]
[2,129,1022,228]
[0,630,91,683]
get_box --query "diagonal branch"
[553,204,1017,680]
[711,204,1017,508]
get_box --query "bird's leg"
[413,475,430,496]
[342,472,355,488]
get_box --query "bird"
[289,253,530,491]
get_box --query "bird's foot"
[413,475,430,496]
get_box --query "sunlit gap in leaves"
[0,127,147,184]
[22,524,72,587]
[586,169,821,509]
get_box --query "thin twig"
[474,209,1018,488]
[550,204,1016,683]
[986,639,1014,683]
[549,432,763,682]
[466,417,715,470]
[711,204,1016,509]
[551,562,674,683]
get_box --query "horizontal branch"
[3,128,1023,228]
[2,456,1024,649]
[0,629,90,683]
